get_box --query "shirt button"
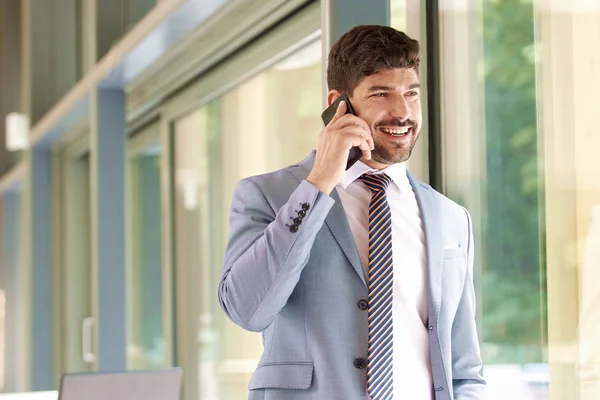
[301,202,310,211]
[428,325,434,331]
[289,224,298,233]
[353,358,367,369]
[357,300,368,310]
[435,387,444,392]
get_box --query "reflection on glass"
[58,154,92,374]
[0,289,5,391]
[390,0,429,181]
[1,191,23,392]
[173,39,322,399]
[537,4,600,400]
[440,0,548,396]
[439,1,600,399]
[128,149,165,370]
[391,0,407,30]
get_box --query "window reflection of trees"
[480,0,546,365]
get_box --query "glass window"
[0,289,4,391]
[0,190,24,392]
[439,1,546,398]
[173,38,322,399]
[54,150,93,375]
[127,143,165,370]
[438,1,600,399]
[391,0,429,182]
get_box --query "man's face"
[329,68,422,168]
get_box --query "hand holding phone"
[307,95,374,195]
[321,94,363,170]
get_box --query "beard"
[370,118,420,164]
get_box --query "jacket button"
[289,224,298,233]
[297,209,306,218]
[353,358,367,369]
[301,202,310,211]
[357,300,368,310]
[293,217,302,225]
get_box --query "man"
[218,25,485,399]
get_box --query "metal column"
[25,148,53,391]
[90,87,127,371]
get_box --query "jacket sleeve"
[218,177,334,332]
[452,208,486,399]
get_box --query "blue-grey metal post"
[90,87,127,371]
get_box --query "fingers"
[337,126,373,160]
[333,122,374,151]
[357,140,372,160]
[330,115,374,150]
[328,100,347,125]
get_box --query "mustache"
[375,119,417,129]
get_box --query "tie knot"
[359,173,392,193]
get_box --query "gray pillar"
[321,0,390,104]
[90,87,127,371]
[28,149,53,391]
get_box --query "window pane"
[127,149,165,370]
[56,153,92,375]
[1,191,23,392]
[537,4,600,400]
[0,289,4,392]
[440,1,600,399]
[391,0,429,182]
[173,38,321,399]
[439,0,546,397]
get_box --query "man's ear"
[327,90,342,107]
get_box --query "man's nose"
[390,96,410,122]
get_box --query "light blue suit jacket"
[218,151,485,399]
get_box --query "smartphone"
[320,94,363,170]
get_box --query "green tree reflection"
[481,0,547,363]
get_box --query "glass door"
[166,3,322,398]
[0,188,26,392]
[52,132,94,376]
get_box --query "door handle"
[82,316,96,363]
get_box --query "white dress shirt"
[336,160,433,400]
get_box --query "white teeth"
[381,127,410,136]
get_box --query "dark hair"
[327,25,420,95]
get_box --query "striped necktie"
[359,173,394,400]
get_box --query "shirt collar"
[338,160,409,192]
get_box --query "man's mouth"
[379,126,412,137]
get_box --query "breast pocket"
[443,245,465,259]
[248,361,314,390]
[442,248,468,314]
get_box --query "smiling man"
[218,25,485,400]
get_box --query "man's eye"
[406,91,419,97]
[373,93,387,97]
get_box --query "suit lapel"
[325,189,367,287]
[290,151,367,288]
[408,173,443,325]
